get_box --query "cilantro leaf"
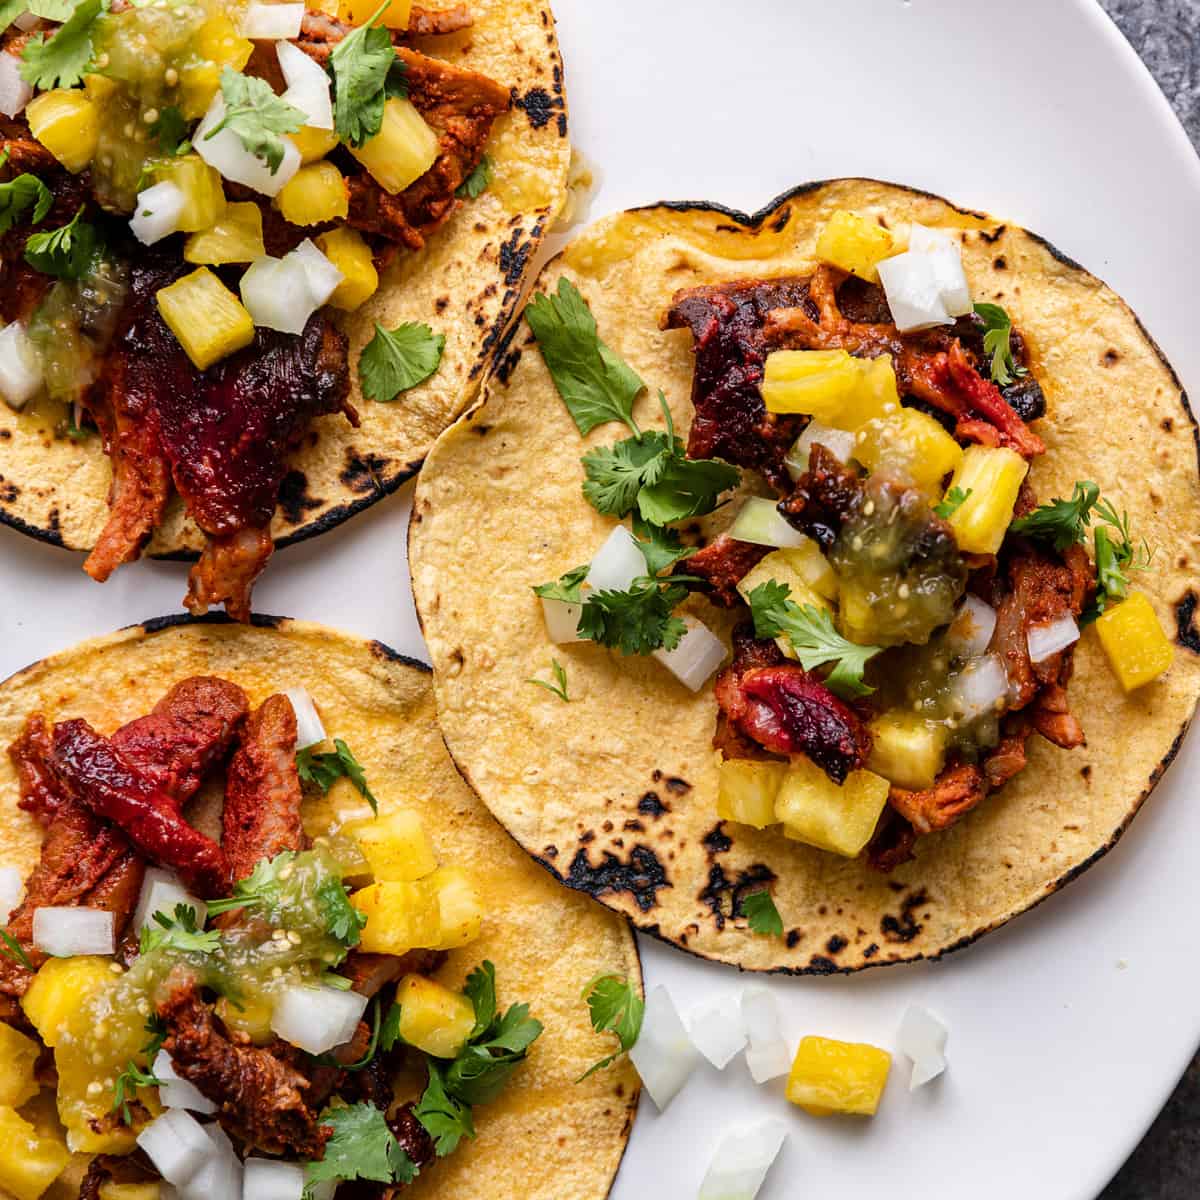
[112,1060,162,1125]
[578,973,643,1081]
[0,152,53,235]
[359,321,445,401]
[742,889,783,937]
[1009,480,1100,550]
[205,851,294,917]
[525,277,645,437]
[576,579,689,656]
[444,1001,543,1106]
[139,903,221,957]
[414,1060,475,1156]
[526,657,570,702]
[0,0,26,36]
[1084,499,1155,622]
[747,580,882,698]
[582,430,672,517]
[306,1102,416,1192]
[297,738,379,814]
[24,206,100,279]
[151,105,192,157]
[206,68,305,172]
[316,875,367,948]
[463,961,498,1039]
[933,485,972,520]
[19,0,102,89]
[329,2,406,147]
[456,154,492,199]
[0,930,33,971]
[532,563,589,604]
[973,301,1027,388]
[638,453,740,526]
[632,516,695,575]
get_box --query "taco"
[409,178,1200,974]
[0,615,639,1198]
[0,0,569,618]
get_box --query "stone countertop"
[1095,2,1198,1197]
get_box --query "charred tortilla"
[409,178,1200,973]
[0,615,639,1198]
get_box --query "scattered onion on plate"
[585,525,646,593]
[740,987,790,1084]
[31,907,115,957]
[195,95,301,197]
[628,985,701,1110]
[243,1158,307,1200]
[270,983,368,1055]
[0,866,24,925]
[698,1119,788,1200]
[282,686,327,749]
[239,1,304,39]
[896,1004,949,1090]
[728,497,808,549]
[687,992,747,1069]
[1027,613,1080,664]
[653,616,727,692]
[277,39,334,130]
[136,1108,217,1187]
[133,867,208,934]
[0,322,43,410]
[153,1049,218,1115]
[130,181,187,247]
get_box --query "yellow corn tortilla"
[0,614,639,1198]
[0,0,571,559]
[409,177,1200,974]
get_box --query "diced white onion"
[136,1109,216,1186]
[241,242,342,334]
[32,907,114,957]
[728,497,807,549]
[653,615,727,692]
[0,866,24,924]
[896,1004,948,1090]
[541,595,585,644]
[290,238,343,306]
[585,525,646,593]
[740,987,790,1084]
[0,51,32,117]
[13,11,39,30]
[129,181,186,246]
[878,250,953,333]
[907,224,972,317]
[945,594,997,659]
[628,985,700,1111]
[282,686,326,749]
[277,39,333,131]
[698,1118,788,1200]
[687,993,747,1069]
[1027,613,1080,664]
[239,1,303,39]
[153,1049,217,1115]
[270,984,367,1055]
[948,652,1008,721]
[0,322,43,410]
[785,421,857,480]
[134,868,208,936]
[195,95,301,197]
[243,1158,307,1200]
[181,1122,242,1200]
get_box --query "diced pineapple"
[194,12,254,71]
[0,1022,40,1107]
[350,809,437,882]
[867,711,948,790]
[316,226,379,311]
[290,124,340,165]
[216,995,275,1045]
[1095,591,1174,692]
[785,1036,891,1117]
[395,973,476,1058]
[736,549,831,661]
[775,758,890,858]
[717,757,788,829]
[944,445,1029,555]
[854,406,963,496]
[840,354,900,431]
[156,268,254,371]
[22,956,112,1047]
[152,155,226,232]
[430,866,483,949]
[83,73,118,103]
[762,349,896,429]
[276,161,349,226]
[777,541,838,601]
[26,90,99,173]
[184,202,265,265]
[180,62,222,120]
[339,0,412,26]
[815,210,898,283]
[352,879,443,955]
[99,1184,161,1200]
[350,97,439,195]
[0,1106,70,1200]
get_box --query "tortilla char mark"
[564,843,671,912]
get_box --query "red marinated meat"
[777,443,865,549]
[686,534,770,606]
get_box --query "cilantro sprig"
[1086,498,1155,621]
[206,68,305,173]
[413,1061,474,1156]
[19,0,103,90]
[0,930,33,971]
[150,106,192,157]
[315,874,368,949]
[112,1017,167,1125]
[305,1102,419,1196]
[1009,480,1100,549]
[297,738,379,814]
[139,903,220,957]
[0,150,53,236]
[24,207,101,280]
[359,321,444,402]
[747,580,882,698]
[933,485,972,520]
[328,0,408,147]
[578,972,643,1081]
[455,155,492,199]
[742,890,783,938]
[527,657,570,702]
[973,301,1028,388]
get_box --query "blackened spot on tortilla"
[557,112,566,137]
[495,346,522,384]
[543,845,557,859]
[700,862,775,929]
[862,942,879,959]
[807,955,839,974]
[473,314,485,327]
[602,820,614,833]
[638,792,668,818]
[0,480,17,502]
[887,880,906,893]
[471,423,491,436]
[980,225,1007,244]
[514,86,557,129]
[0,429,10,438]
[578,830,595,845]
[1163,417,1175,432]
[817,905,827,915]
[993,256,1007,270]
[664,776,692,795]
[365,640,423,670]
[826,935,848,954]
[715,223,742,234]
[771,207,791,232]
[786,929,801,949]
[881,889,928,944]
[277,470,322,524]
[499,227,533,287]
[565,844,670,912]
[340,451,389,496]
[435,296,449,312]
[1175,589,1200,653]
[623,819,644,833]
[46,507,60,536]
[1081,764,1093,781]
[1103,349,1120,367]
[702,824,732,856]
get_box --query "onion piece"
[878,250,953,333]
[291,238,343,306]
[628,985,700,1111]
[585,525,646,593]
[32,907,114,957]
[241,241,342,333]
[282,686,326,749]
[785,422,857,479]
[948,652,1008,721]
[1027,613,1080,663]
[271,984,367,1055]
[130,181,186,246]
[698,1118,788,1200]
[136,1109,216,1186]
[945,594,997,660]
[134,868,207,935]
[243,1158,307,1200]
[180,1121,242,1200]
[740,987,790,1083]
[239,1,304,38]
[0,322,43,410]
[687,992,747,1069]
[153,1049,218,1115]
[653,616,727,692]
[0,866,24,924]
[541,596,585,644]
[728,497,808,549]
[897,1004,948,1090]
[195,95,301,197]
[907,224,972,317]
[277,39,333,130]
[0,51,32,117]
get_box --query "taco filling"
[0,0,509,617]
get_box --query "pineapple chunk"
[340,0,412,26]
[395,973,475,1058]
[26,90,99,173]
[762,349,896,429]
[944,445,1029,555]
[276,161,349,226]
[0,1022,40,1107]
[216,995,274,1045]
[180,62,221,120]
[1095,591,1174,692]
[83,73,118,103]
[350,97,439,195]
[786,1036,891,1117]
[815,210,898,283]
[194,12,254,71]
[717,758,788,829]
[156,268,254,371]
[737,549,831,660]
[22,956,112,1047]
[868,711,948,790]
[184,202,265,265]
[854,406,963,496]
[0,1106,70,1200]
[100,1185,161,1200]
[778,540,838,601]
[152,155,226,233]
[350,809,437,882]
[430,866,484,949]
[316,226,379,311]
[775,758,890,858]
[352,879,442,955]
[290,124,340,165]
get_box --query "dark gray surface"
[1095,3,1198,1196]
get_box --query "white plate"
[0,1,1197,1198]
